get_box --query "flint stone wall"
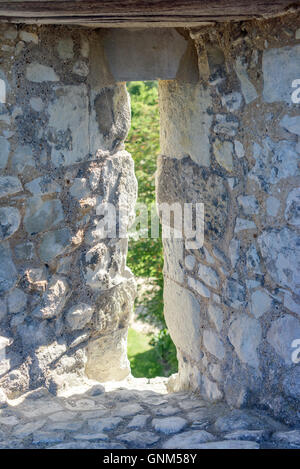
[0,24,137,396]
[159,14,300,426]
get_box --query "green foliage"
[126,81,178,376]
[126,80,162,315]
[150,329,178,375]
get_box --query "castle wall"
[0,24,137,395]
[0,13,299,425]
[159,15,300,425]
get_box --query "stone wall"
[0,12,299,427]
[0,24,137,397]
[158,14,300,425]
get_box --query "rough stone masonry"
[0,24,138,397]
[0,11,299,427]
[158,13,300,426]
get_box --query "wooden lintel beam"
[0,1,298,25]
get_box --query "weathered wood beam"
[0,1,298,25]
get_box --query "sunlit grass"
[127,328,164,378]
